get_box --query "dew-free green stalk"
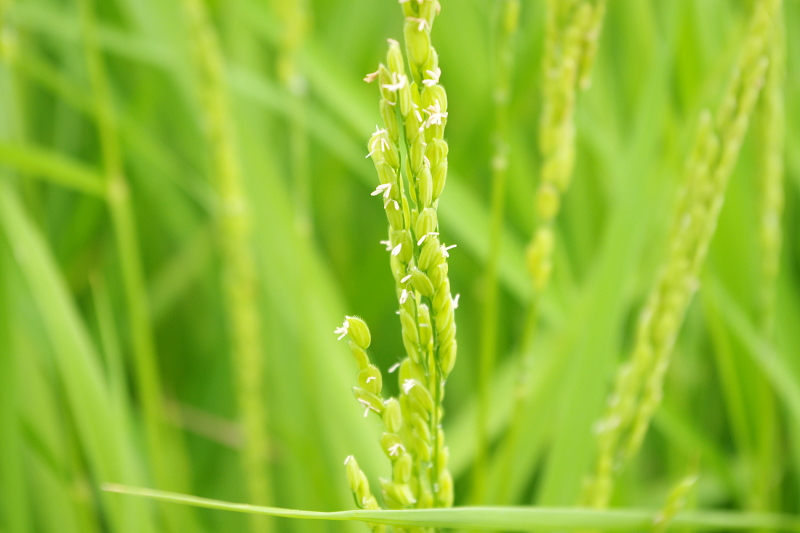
[181,1,274,531]
[752,6,785,515]
[336,0,458,528]
[271,0,312,236]
[526,0,606,291]
[103,482,800,533]
[756,9,785,340]
[492,0,606,506]
[474,0,521,503]
[78,2,197,531]
[586,0,781,509]
[651,473,698,533]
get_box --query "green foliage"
[0,0,799,532]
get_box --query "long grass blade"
[708,278,800,427]
[0,142,105,195]
[181,1,274,530]
[103,484,800,532]
[0,180,157,533]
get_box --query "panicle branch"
[527,0,607,292]
[585,0,781,509]
[337,1,457,528]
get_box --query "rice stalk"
[651,472,698,533]
[489,0,607,506]
[180,1,274,532]
[751,7,785,517]
[76,2,197,530]
[337,0,459,529]
[271,0,312,236]
[585,0,780,509]
[473,0,520,504]
[755,5,785,341]
[526,0,606,291]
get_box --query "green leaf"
[102,484,800,532]
[708,278,800,427]
[0,142,106,196]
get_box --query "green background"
[0,0,798,531]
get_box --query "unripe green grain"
[536,183,560,222]
[399,81,413,117]
[431,160,448,201]
[411,412,432,444]
[405,109,423,143]
[400,357,427,386]
[415,208,438,239]
[424,123,444,144]
[386,199,404,230]
[652,474,698,533]
[426,138,448,167]
[417,166,433,207]
[392,230,414,263]
[400,310,421,361]
[383,398,403,433]
[405,379,434,414]
[358,365,382,395]
[348,342,370,370]
[345,456,369,501]
[416,479,434,509]
[381,478,417,508]
[381,100,400,144]
[375,161,396,185]
[418,304,433,347]
[528,227,555,291]
[440,340,457,377]
[344,454,384,532]
[410,267,435,297]
[394,453,413,484]
[380,432,405,458]
[345,316,371,349]
[387,39,405,75]
[419,0,439,22]
[404,20,430,68]
[586,0,780,509]
[354,387,384,417]
[756,14,785,338]
[435,470,454,507]
[342,0,457,514]
[413,435,432,462]
[526,0,607,292]
[381,486,403,510]
[428,263,447,288]
[409,136,426,173]
[437,322,455,352]
[378,65,397,104]
[421,85,447,113]
[417,237,441,271]
[432,278,452,313]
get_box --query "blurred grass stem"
[474,0,520,505]
[77,2,196,530]
[181,0,274,531]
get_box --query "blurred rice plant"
[0,0,799,532]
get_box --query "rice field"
[0,0,799,531]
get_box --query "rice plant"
[1,0,799,532]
